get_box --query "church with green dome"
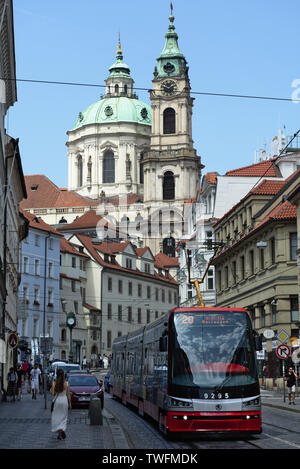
[67,36,152,199]
[66,8,203,256]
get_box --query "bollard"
[88,395,103,425]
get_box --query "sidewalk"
[261,388,300,413]
[0,383,106,449]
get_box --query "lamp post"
[66,312,76,363]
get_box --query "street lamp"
[66,312,76,363]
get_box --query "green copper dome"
[72,37,152,130]
[72,97,152,130]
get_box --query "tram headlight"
[242,397,260,408]
[167,397,192,408]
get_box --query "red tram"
[110,307,262,436]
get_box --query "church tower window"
[103,151,115,183]
[163,237,175,257]
[77,155,83,187]
[163,108,175,134]
[163,171,175,200]
[140,152,144,184]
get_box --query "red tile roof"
[225,159,281,177]
[57,209,103,231]
[74,235,178,285]
[20,175,100,209]
[60,237,89,258]
[203,172,218,184]
[155,252,179,268]
[20,208,63,236]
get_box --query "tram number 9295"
[203,392,230,400]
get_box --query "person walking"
[7,368,17,402]
[50,368,71,440]
[82,356,87,369]
[16,364,23,401]
[30,363,41,400]
[285,366,298,405]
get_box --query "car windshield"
[68,376,98,387]
[169,310,258,389]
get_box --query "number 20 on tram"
[110,307,262,436]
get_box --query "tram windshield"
[169,310,258,390]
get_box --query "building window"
[137,308,142,324]
[207,268,214,290]
[140,153,144,184]
[71,280,76,292]
[103,150,115,183]
[61,329,66,342]
[271,302,277,325]
[249,250,254,275]
[118,280,123,294]
[23,257,29,274]
[108,277,112,291]
[232,261,237,283]
[260,305,266,328]
[240,256,245,280]
[48,262,53,278]
[162,289,165,302]
[34,235,40,247]
[260,248,264,270]
[72,257,76,268]
[163,172,175,200]
[128,306,132,322]
[147,286,151,299]
[147,310,151,323]
[107,303,112,320]
[126,258,132,269]
[138,284,142,297]
[128,282,132,295]
[155,288,159,301]
[34,259,40,276]
[77,155,83,187]
[163,236,175,257]
[225,266,229,289]
[290,233,297,261]
[163,107,175,134]
[144,263,150,273]
[291,297,299,322]
[270,237,276,265]
[118,305,122,321]
[107,331,112,349]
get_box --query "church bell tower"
[143,6,203,254]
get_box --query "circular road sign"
[276,343,291,359]
[7,333,18,349]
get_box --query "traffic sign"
[7,333,18,349]
[276,343,291,359]
[277,329,289,344]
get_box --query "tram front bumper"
[166,411,262,433]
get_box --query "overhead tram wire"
[1,76,300,103]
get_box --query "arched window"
[115,84,119,94]
[163,108,176,134]
[87,156,92,182]
[139,153,144,184]
[163,237,175,257]
[77,155,83,187]
[163,171,175,200]
[103,151,115,183]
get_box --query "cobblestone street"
[0,383,106,450]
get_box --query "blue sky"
[8,0,300,188]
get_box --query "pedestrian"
[7,367,17,402]
[262,362,268,387]
[30,363,41,400]
[285,366,298,405]
[50,368,72,440]
[98,354,103,368]
[21,360,28,384]
[103,354,108,369]
[82,356,87,369]
[16,364,23,401]
[38,364,44,394]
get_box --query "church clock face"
[161,80,177,96]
